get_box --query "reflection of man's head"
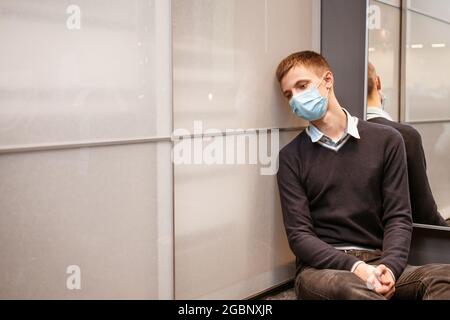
[367,62,381,99]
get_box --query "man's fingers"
[375,281,394,295]
[375,284,390,295]
[375,264,387,272]
[379,272,393,285]
[375,264,394,285]
[366,264,396,296]
[373,265,395,297]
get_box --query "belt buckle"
[344,249,358,256]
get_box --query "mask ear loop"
[318,72,331,97]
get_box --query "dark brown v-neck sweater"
[277,119,413,279]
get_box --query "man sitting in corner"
[366,62,449,227]
[276,51,450,300]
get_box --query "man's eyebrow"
[294,79,311,86]
[283,79,311,96]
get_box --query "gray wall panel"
[321,0,368,119]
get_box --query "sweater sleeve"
[277,149,360,271]
[378,130,413,279]
[404,128,447,226]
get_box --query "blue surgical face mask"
[289,78,329,121]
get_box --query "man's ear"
[324,71,334,90]
[376,76,382,91]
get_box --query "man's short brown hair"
[367,62,377,96]
[276,51,330,83]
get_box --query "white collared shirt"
[305,108,360,152]
[367,106,393,121]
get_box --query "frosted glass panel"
[0,143,173,299]
[368,0,401,121]
[405,11,450,121]
[0,0,171,146]
[413,123,450,220]
[175,130,299,299]
[173,0,318,132]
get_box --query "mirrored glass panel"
[405,9,450,121]
[408,0,450,23]
[368,0,401,121]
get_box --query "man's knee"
[422,264,450,279]
[398,264,450,299]
[409,264,450,285]
[420,264,450,298]
[296,268,385,300]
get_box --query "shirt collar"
[306,122,324,143]
[306,108,360,143]
[367,106,393,121]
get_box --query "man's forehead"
[281,65,317,89]
[290,65,317,77]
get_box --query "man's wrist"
[386,267,396,282]
[351,260,365,273]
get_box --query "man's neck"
[311,102,347,141]
[367,93,382,108]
